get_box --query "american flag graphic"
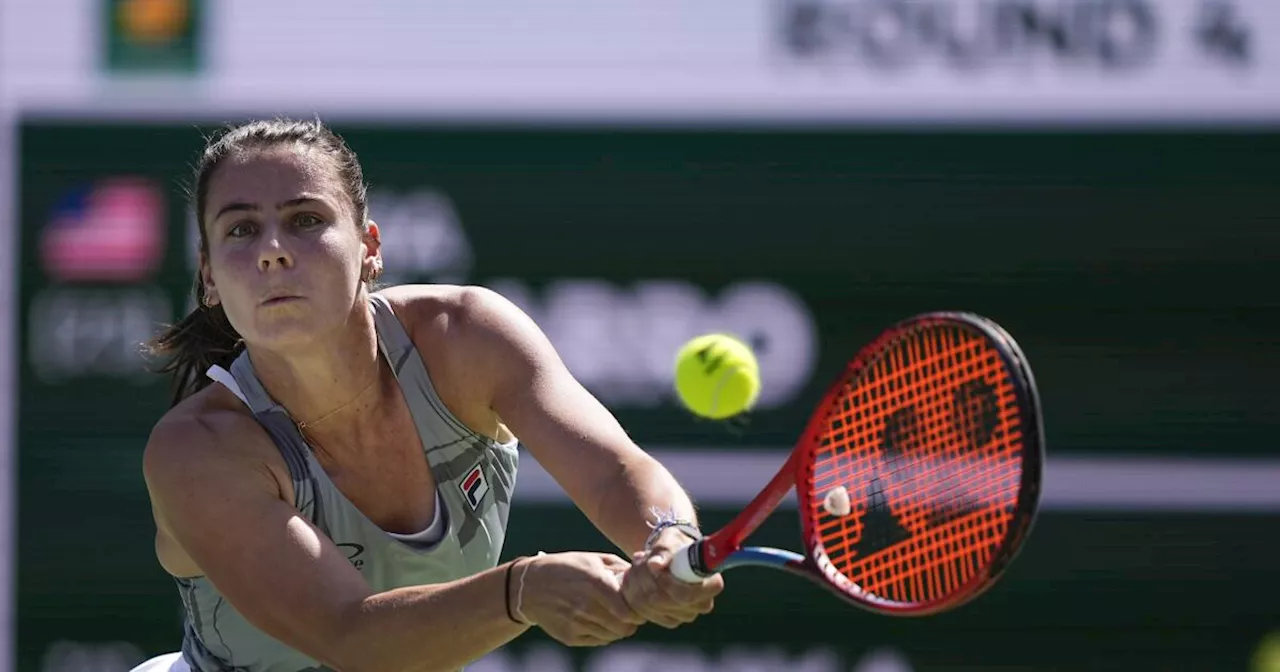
[40,177,166,282]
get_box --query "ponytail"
[145,277,244,407]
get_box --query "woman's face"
[201,144,378,350]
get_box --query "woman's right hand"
[516,552,644,647]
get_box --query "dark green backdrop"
[16,120,1280,672]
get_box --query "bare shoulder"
[143,385,285,505]
[144,385,290,577]
[375,284,530,344]
[373,285,546,439]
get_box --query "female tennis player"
[133,118,723,672]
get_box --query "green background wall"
[16,121,1280,671]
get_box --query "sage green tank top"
[175,293,520,672]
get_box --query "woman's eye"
[228,222,254,238]
[295,213,325,228]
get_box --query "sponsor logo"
[473,642,915,672]
[460,463,491,511]
[336,542,365,570]
[105,0,203,73]
[27,286,171,384]
[491,278,818,411]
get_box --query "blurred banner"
[15,120,1280,672]
[0,0,1277,123]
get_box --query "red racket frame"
[684,312,1045,615]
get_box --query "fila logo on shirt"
[459,462,490,511]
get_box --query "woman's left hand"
[619,527,725,629]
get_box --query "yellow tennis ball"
[673,333,760,420]
[1253,630,1280,672]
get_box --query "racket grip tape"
[669,540,712,584]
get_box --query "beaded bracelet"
[644,506,702,550]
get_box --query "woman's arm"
[447,286,700,556]
[144,409,635,672]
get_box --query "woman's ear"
[362,220,383,282]
[199,251,219,307]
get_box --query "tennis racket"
[669,311,1044,616]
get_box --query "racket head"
[793,312,1044,616]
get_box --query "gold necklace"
[294,372,380,434]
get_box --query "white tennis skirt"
[130,652,190,672]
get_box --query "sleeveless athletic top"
[174,293,520,672]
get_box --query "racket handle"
[668,539,711,584]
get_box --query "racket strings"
[860,327,1018,603]
[806,324,1026,607]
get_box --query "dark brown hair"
[146,118,370,406]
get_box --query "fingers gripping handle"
[669,539,713,584]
